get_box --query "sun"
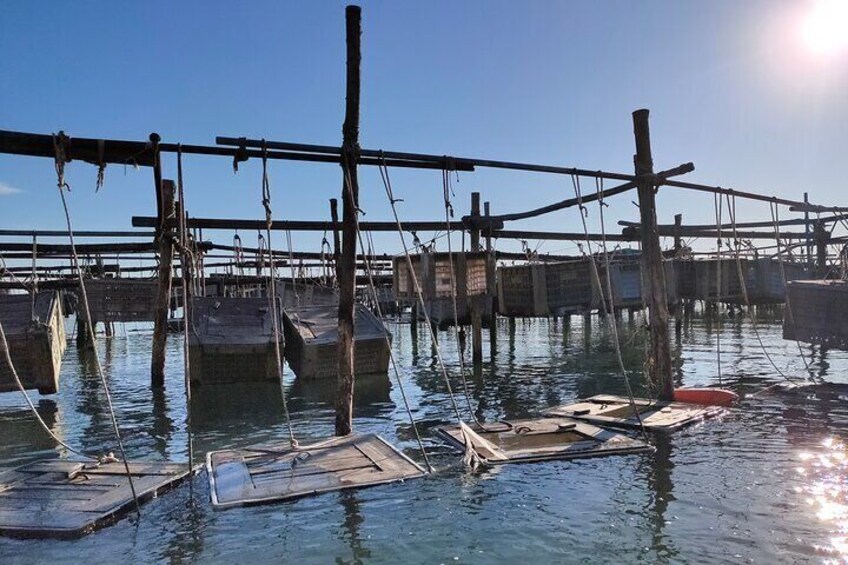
[802,0,848,55]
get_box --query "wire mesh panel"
[784,280,848,349]
[83,278,158,323]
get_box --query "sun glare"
[802,0,848,55]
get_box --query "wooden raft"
[284,304,391,380]
[544,394,726,433]
[188,296,284,385]
[0,459,194,539]
[206,434,426,510]
[436,418,652,466]
[0,292,66,395]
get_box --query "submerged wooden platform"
[206,434,426,510]
[436,418,652,466]
[544,394,726,432]
[0,459,194,539]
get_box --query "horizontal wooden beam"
[131,216,502,232]
[217,136,642,181]
[0,229,156,238]
[621,225,813,240]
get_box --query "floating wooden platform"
[0,459,194,539]
[188,296,284,385]
[0,292,66,395]
[436,418,652,466]
[284,304,391,380]
[206,434,426,510]
[544,394,726,432]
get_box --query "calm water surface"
[2,310,847,564]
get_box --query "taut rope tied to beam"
[260,141,298,448]
[51,132,141,515]
[571,174,649,442]
[713,193,723,387]
[378,153,482,470]
[770,201,818,381]
[176,145,196,473]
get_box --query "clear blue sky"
[1,1,846,260]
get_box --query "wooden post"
[673,214,682,255]
[151,179,176,389]
[804,192,811,268]
[484,201,497,355]
[815,219,828,277]
[633,109,673,401]
[335,4,361,437]
[470,192,483,365]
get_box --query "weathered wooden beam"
[0,129,156,166]
[634,109,673,402]
[0,230,155,238]
[336,4,361,438]
[618,213,848,231]
[620,226,811,240]
[151,180,176,389]
[131,215,497,233]
[487,229,635,242]
[467,162,694,227]
[470,192,483,365]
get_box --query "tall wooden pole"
[633,109,673,401]
[673,213,683,255]
[151,179,176,388]
[335,5,361,437]
[470,192,483,365]
[485,201,497,355]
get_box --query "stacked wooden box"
[393,251,494,327]
[0,292,66,395]
[284,304,391,380]
[188,297,284,385]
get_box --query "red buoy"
[673,387,738,407]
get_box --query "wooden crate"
[693,259,748,303]
[606,259,679,309]
[674,259,697,299]
[497,259,601,316]
[783,280,848,349]
[747,259,811,303]
[0,292,65,395]
[83,278,158,323]
[284,304,391,380]
[393,251,494,326]
[188,297,284,385]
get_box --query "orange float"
[673,387,739,407]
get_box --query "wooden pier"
[0,459,195,539]
[0,293,66,395]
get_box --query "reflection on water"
[797,438,848,563]
[0,310,847,562]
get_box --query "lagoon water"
[2,311,847,564]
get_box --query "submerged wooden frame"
[0,459,196,539]
[544,394,726,433]
[435,417,653,466]
[206,433,427,510]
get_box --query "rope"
[713,193,724,387]
[176,146,196,472]
[52,133,141,515]
[260,142,298,447]
[573,175,649,442]
[770,202,818,381]
[346,178,433,471]
[378,155,482,469]
[726,195,805,386]
[441,168,486,428]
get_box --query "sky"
[1,0,847,264]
